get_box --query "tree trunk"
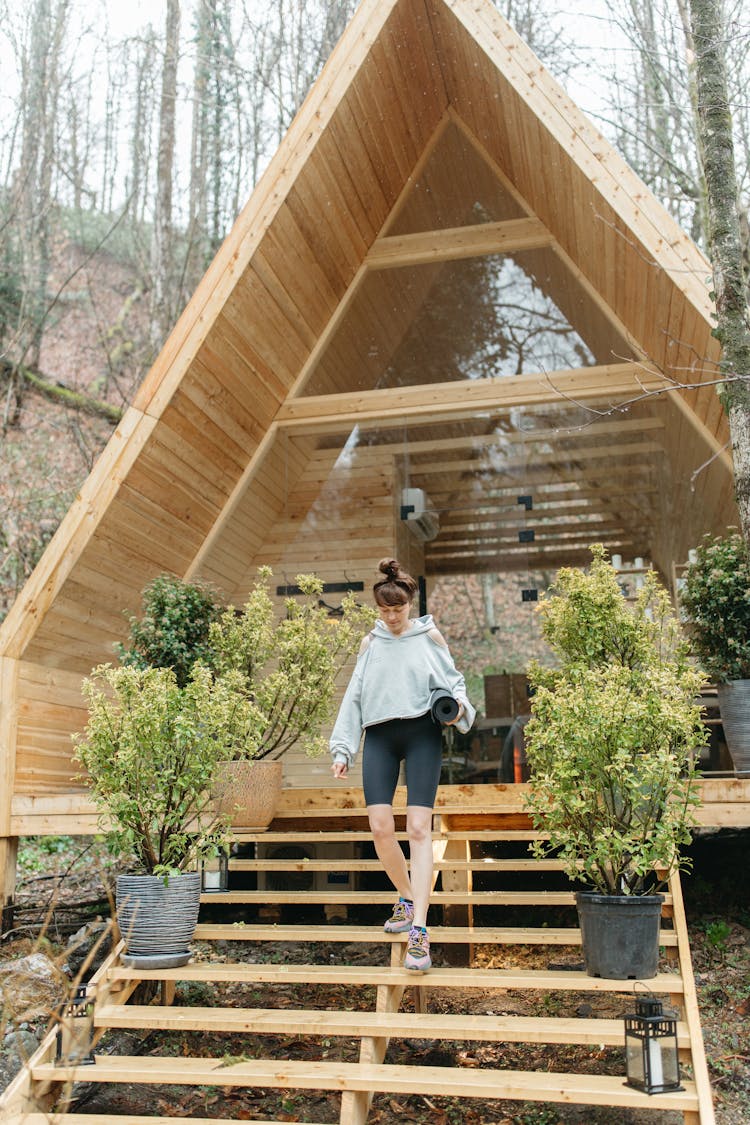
[688,0,750,542]
[149,0,181,355]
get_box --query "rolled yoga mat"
[430,690,460,724]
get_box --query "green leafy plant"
[524,545,704,896]
[704,918,732,955]
[73,662,264,876]
[117,573,221,688]
[208,568,376,759]
[680,529,750,683]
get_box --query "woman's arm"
[329,635,370,773]
[427,627,476,731]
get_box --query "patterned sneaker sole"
[404,956,431,972]
[384,919,413,933]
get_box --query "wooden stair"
[0,823,715,1125]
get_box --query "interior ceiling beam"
[435,481,659,504]
[425,538,642,571]
[429,520,631,548]
[276,363,672,433]
[309,416,665,462]
[427,547,641,577]
[365,217,553,269]
[441,510,635,533]
[437,484,659,518]
[406,439,664,476]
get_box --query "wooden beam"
[433,520,628,546]
[287,113,453,400]
[407,440,664,477]
[380,110,454,237]
[665,386,733,474]
[307,416,665,462]
[366,217,552,268]
[276,363,672,433]
[184,422,279,582]
[0,656,19,920]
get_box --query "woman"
[329,558,475,971]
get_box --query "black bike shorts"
[362,712,442,809]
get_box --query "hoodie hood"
[371,614,435,640]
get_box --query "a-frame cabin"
[0,0,742,897]
[1,2,742,1121]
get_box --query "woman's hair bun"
[378,557,400,579]
[374,557,417,604]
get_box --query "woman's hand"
[331,761,349,779]
[446,702,465,727]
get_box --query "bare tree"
[149,0,181,355]
[688,0,750,540]
[587,0,749,252]
[3,0,71,429]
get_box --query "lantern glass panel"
[201,852,229,892]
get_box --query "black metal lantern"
[624,993,683,1094]
[55,983,95,1066]
[201,849,229,892]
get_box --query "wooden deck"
[8,777,750,837]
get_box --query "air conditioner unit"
[400,488,439,542]
[256,841,358,893]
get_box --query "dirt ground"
[1,831,748,1125]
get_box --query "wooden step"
[192,922,677,946]
[231,830,547,843]
[199,889,673,906]
[106,962,684,993]
[94,1004,691,1048]
[30,1056,700,1111]
[229,857,567,872]
[17,1116,329,1125]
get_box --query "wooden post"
[0,656,19,932]
[1,837,19,933]
[439,836,473,965]
[340,944,404,1125]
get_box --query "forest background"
[1,0,748,697]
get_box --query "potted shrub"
[680,529,750,774]
[523,546,705,979]
[116,572,220,687]
[74,662,262,967]
[207,568,375,828]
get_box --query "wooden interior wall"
[15,663,89,794]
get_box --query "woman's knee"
[406,808,433,844]
[368,804,396,841]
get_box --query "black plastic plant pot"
[575,891,665,980]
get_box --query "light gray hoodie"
[329,614,476,769]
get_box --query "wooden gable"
[0,0,737,800]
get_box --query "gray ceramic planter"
[717,680,750,774]
[116,872,201,968]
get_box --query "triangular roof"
[0,0,736,795]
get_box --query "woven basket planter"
[213,759,283,831]
[116,872,201,968]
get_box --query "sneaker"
[383,898,414,933]
[404,926,431,972]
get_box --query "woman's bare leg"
[406,805,434,928]
[367,803,411,900]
